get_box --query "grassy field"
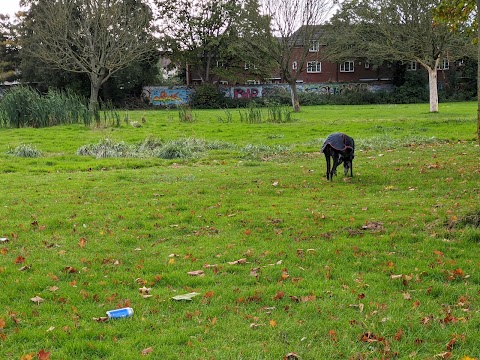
[0,102,479,359]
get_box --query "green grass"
[0,102,479,359]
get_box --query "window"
[437,59,449,70]
[307,61,321,73]
[292,61,298,71]
[309,40,320,52]
[406,61,417,71]
[340,61,354,72]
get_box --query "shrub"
[76,138,133,158]
[7,143,43,158]
[190,84,227,109]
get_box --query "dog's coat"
[321,132,355,181]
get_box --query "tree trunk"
[427,66,439,113]
[89,70,106,126]
[90,82,101,126]
[290,81,300,112]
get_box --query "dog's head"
[343,158,352,175]
[339,150,354,175]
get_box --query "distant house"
[180,25,467,90]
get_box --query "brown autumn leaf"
[228,258,247,265]
[329,329,338,342]
[21,354,34,360]
[394,328,403,341]
[274,291,285,300]
[78,237,87,248]
[92,317,109,322]
[18,265,32,271]
[0,318,5,329]
[30,296,45,305]
[250,267,261,277]
[15,256,25,264]
[284,352,300,360]
[187,270,205,276]
[204,291,214,298]
[269,319,277,327]
[361,221,384,231]
[141,347,153,356]
[139,286,152,295]
[64,266,78,274]
[434,352,452,359]
[37,349,51,360]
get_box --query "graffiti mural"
[142,86,191,106]
[143,83,391,106]
[299,83,369,95]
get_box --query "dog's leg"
[324,151,331,180]
[350,160,353,177]
[331,153,339,179]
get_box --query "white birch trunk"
[427,66,439,113]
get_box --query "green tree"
[20,0,156,120]
[0,14,20,83]
[435,0,479,143]
[330,0,474,113]
[155,0,267,85]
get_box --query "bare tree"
[23,0,155,119]
[258,0,334,111]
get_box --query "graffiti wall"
[142,86,190,106]
[144,83,392,106]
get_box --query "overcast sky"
[2,0,23,19]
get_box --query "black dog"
[321,132,355,181]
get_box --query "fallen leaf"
[141,347,153,356]
[30,296,44,305]
[21,354,34,360]
[37,349,51,360]
[92,317,109,322]
[434,352,452,359]
[329,329,338,342]
[78,237,87,248]
[204,291,214,298]
[284,352,300,359]
[18,265,32,271]
[228,258,247,265]
[139,286,152,295]
[46,326,55,332]
[361,221,384,231]
[15,256,25,264]
[187,270,204,276]
[63,266,78,273]
[0,318,5,329]
[172,292,200,301]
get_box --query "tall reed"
[0,86,90,128]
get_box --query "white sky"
[1,0,23,19]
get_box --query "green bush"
[190,84,227,109]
